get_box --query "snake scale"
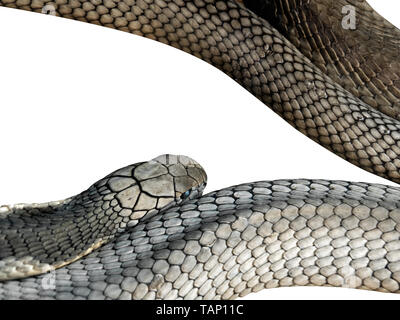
[1,0,400,299]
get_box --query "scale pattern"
[1,179,400,299]
[0,155,207,281]
[244,0,400,118]
[1,0,400,183]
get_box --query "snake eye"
[181,190,191,199]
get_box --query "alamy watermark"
[41,267,56,290]
[342,5,356,30]
[41,4,56,16]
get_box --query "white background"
[0,1,399,300]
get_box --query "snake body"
[1,0,400,299]
[0,155,207,281]
[2,170,400,299]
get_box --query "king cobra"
[0,0,400,299]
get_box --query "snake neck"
[0,166,160,281]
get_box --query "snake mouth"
[139,181,207,221]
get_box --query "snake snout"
[151,154,208,199]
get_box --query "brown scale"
[243,0,400,118]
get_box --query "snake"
[0,0,400,299]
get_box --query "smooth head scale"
[99,154,207,227]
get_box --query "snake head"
[104,154,207,226]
